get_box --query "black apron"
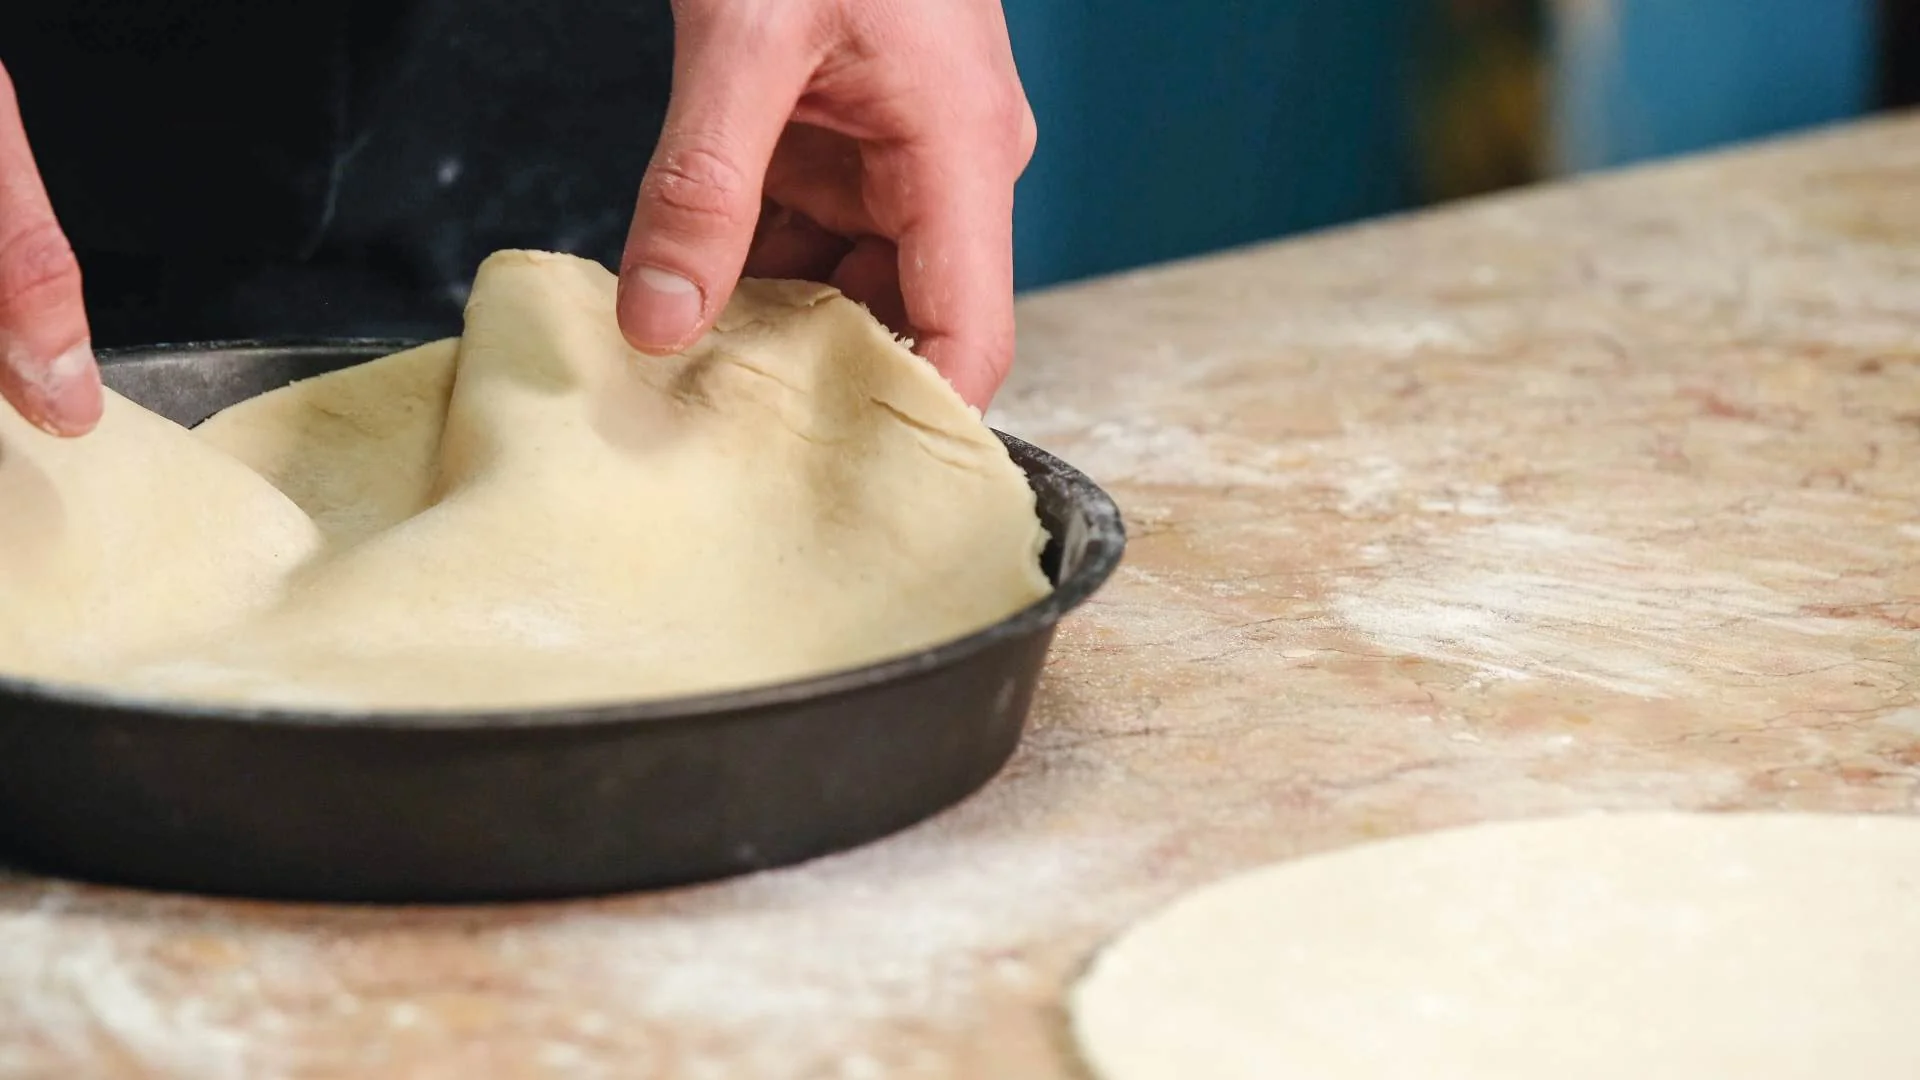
[1,0,674,346]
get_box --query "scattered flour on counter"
[1004,411,1299,491]
[1415,483,1507,518]
[1188,305,1479,358]
[1337,317,1477,357]
[522,828,1150,1030]
[1333,521,1846,698]
[0,890,254,1080]
[0,792,1168,1079]
[1336,456,1405,516]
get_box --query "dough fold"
[0,251,1051,710]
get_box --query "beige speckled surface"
[4,115,1918,1079]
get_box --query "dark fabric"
[1885,0,1920,108]
[1,0,675,345]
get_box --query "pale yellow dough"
[1072,812,1920,1080]
[0,251,1051,710]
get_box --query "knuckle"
[956,321,1018,391]
[1015,100,1039,165]
[642,143,756,233]
[0,218,81,315]
[703,0,788,50]
[988,328,1017,382]
[969,86,1037,168]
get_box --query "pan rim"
[0,339,1125,732]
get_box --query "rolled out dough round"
[0,251,1051,710]
[1071,812,1920,1080]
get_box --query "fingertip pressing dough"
[1071,812,1920,1080]
[0,250,1052,711]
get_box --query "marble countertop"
[5,114,1918,1079]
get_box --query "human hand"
[0,62,101,437]
[616,0,1036,410]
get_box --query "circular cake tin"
[0,341,1125,903]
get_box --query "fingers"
[829,235,907,336]
[854,6,1033,411]
[878,138,1019,411]
[0,64,100,437]
[744,203,850,282]
[616,7,812,355]
[762,124,871,237]
[632,1,1032,410]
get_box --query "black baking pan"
[0,341,1125,903]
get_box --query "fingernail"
[44,341,103,435]
[620,265,705,352]
[2,338,103,437]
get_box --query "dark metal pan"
[0,341,1125,903]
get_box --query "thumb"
[617,16,807,355]
[0,63,100,437]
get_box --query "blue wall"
[1554,0,1876,172]
[1004,0,1418,290]
[1005,0,1878,293]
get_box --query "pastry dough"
[1072,812,1920,1080]
[0,251,1051,711]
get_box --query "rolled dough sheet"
[1071,812,1920,1080]
[0,250,1052,711]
